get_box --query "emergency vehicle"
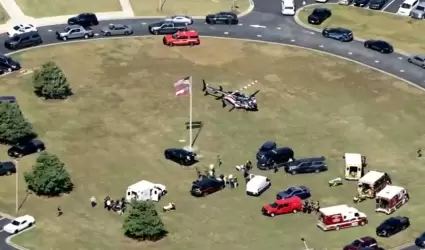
[355,171,391,199]
[344,153,366,180]
[375,185,409,214]
[317,205,367,231]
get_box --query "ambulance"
[375,185,409,214]
[343,153,366,180]
[356,170,391,199]
[317,205,368,231]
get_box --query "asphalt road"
[0,216,17,250]
[0,0,424,249]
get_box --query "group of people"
[302,200,320,214]
[104,196,127,215]
[195,163,239,188]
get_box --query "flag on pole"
[174,76,192,97]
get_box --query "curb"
[294,3,411,56]
[0,212,31,250]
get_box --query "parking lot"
[0,216,19,250]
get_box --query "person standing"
[217,155,222,167]
[90,196,97,207]
[57,206,63,217]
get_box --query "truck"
[56,25,94,41]
[125,180,167,202]
[0,161,16,176]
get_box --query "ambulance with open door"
[375,185,409,214]
[344,153,366,180]
[356,170,391,199]
[317,205,368,231]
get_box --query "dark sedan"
[354,0,370,7]
[368,0,387,9]
[0,55,21,72]
[308,8,332,25]
[376,216,409,237]
[322,27,353,42]
[415,232,425,247]
[164,148,197,166]
[364,40,393,54]
[8,139,45,158]
[276,185,311,200]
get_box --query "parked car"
[7,23,37,37]
[67,13,99,27]
[205,12,239,25]
[246,175,271,196]
[338,0,354,5]
[148,21,187,35]
[411,2,425,19]
[164,148,197,166]
[343,236,378,250]
[190,176,224,197]
[415,232,425,247]
[0,96,17,103]
[369,0,387,9]
[56,25,94,41]
[256,141,277,160]
[364,40,394,54]
[0,161,16,176]
[354,0,371,7]
[276,185,311,200]
[3,215,35,234]
[163,30,200,47]
[376,216,410,237]
[4,31,42,50]
[308,8,332,24]
[0,55,21,72]
[257,147,294,170]
[322,27,353,42]
[284,157,327,175]
[8,139,45,158]
[262,196,303,217]
[408,55,425,68]
[164,15,193,25]
[101,24,133,36]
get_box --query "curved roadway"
[0,1,423,249]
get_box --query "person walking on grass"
[417,148,422,158]
[90,196,97,207]
[57,206,63,217]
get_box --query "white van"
[246,175,271,196]
[397,0,419,16]
[281,0,296,15]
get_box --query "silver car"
[410,2,425,19]
[101,24,133,36]
[408,55,425,69]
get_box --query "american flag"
[174,76,192,97]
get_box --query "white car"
[7,24,37,37]
[3,215,35,234]
[164,15,193,25]
[246,175,271,196]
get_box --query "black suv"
[354,0,371,7]
[0,96,17,103]
[148,21,187,35]
[308,8,332,25]
[0,161,16,176]
[164,148,197,166]
[191,175,225,197]
[284,157,327,175]
[4,31,42,50]
[0,55,21,72]
[376,216,410,237]
[368,0,387,9]
[205,12,239,25]
[257,147,294,170]
[256,141,277,160]
[8,139,45,158]
[68,13,99,27]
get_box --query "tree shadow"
[185,121,203,148]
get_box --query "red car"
[163,30,200,47]
[262,196,303,217]
[343,236,378,250]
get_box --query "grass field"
[15,0,122,17]
[129,0,250,16]
[0,5,9,24]
[1,37,425,250]
[298,4,425,55]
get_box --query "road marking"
[398,57,403,60]
[0,229,3,233]
[141,22,147,25]
[348,52,352,55]
[290,39,295,42]
[0,217,4,221]
[224,32,229,35]
[250,24,267,28]
[94,33,99,36]
[375,60,380,63]
[382,0,396,11]
[319,45,324,48]
[238,23,243,26]
[400,69,405,72]
[309,31,315,35]
[276,27,281,30]
[256,34,262,37]
[47,29,52,32]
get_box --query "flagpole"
[189,77,193,150]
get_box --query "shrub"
[0,102,35,144]
[33,61,72,99]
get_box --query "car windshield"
[270,203,278,208]
[13,26,20,30]
[285,6,294,9]
[351,240,362,247]
[417,6,425,10]
[11,220,20,226]
[172,33,179,38]
[286,188,295,193]
[64,27,71,32]
[401,3,411,8]
[12,36,20,41]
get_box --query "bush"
[24,152,73,196]
[0,102,35,144]
[123,201,167,241]
[33,62,72,99]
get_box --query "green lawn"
[130,0,250,16]
[298,4,425,55]
[2,37,425,250]
[0,5,9,24]
[15,0,122,17]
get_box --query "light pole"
[301,238,313,250]
[14,159,19,213]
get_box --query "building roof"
[344,153,362,167]
[376,185,405,200]
[247,175,267,187]
[128,180,155,190]
[359,171,385,185]
[319,204,359,216]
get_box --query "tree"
[0,102,35,144]
[33,61,72,99]
[123,201,167,241]
[24,152,73,196]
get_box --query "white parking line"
[375,60,380,63]
[224,32,229,35]
[400,69,405,72]
[141,23,147,25]
[290,39,296,42]
[47,30,52,32]
[257,34,262,37]
[94,33,99,36]
[0,217,4,221]
[0,229,3,233]
[398,57,403,60]
[382,0,396,11]
[276,27,281,30]
[238,23,243,26]
[309,31,315,35]
[319,45,324,48]
[348,52,353,55]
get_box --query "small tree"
[0,102,35,144]
[33,61,72,99]
[24,152,73,196]
[123,201,167,241]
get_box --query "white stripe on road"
[0,229,3,233]
[382,0,397,11]
[0,217,4,221]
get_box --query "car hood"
[411,9,425,15]
[308,14,320,19]
[3,224,15,231]
[376,224,389,232]
[277,191,290,198]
